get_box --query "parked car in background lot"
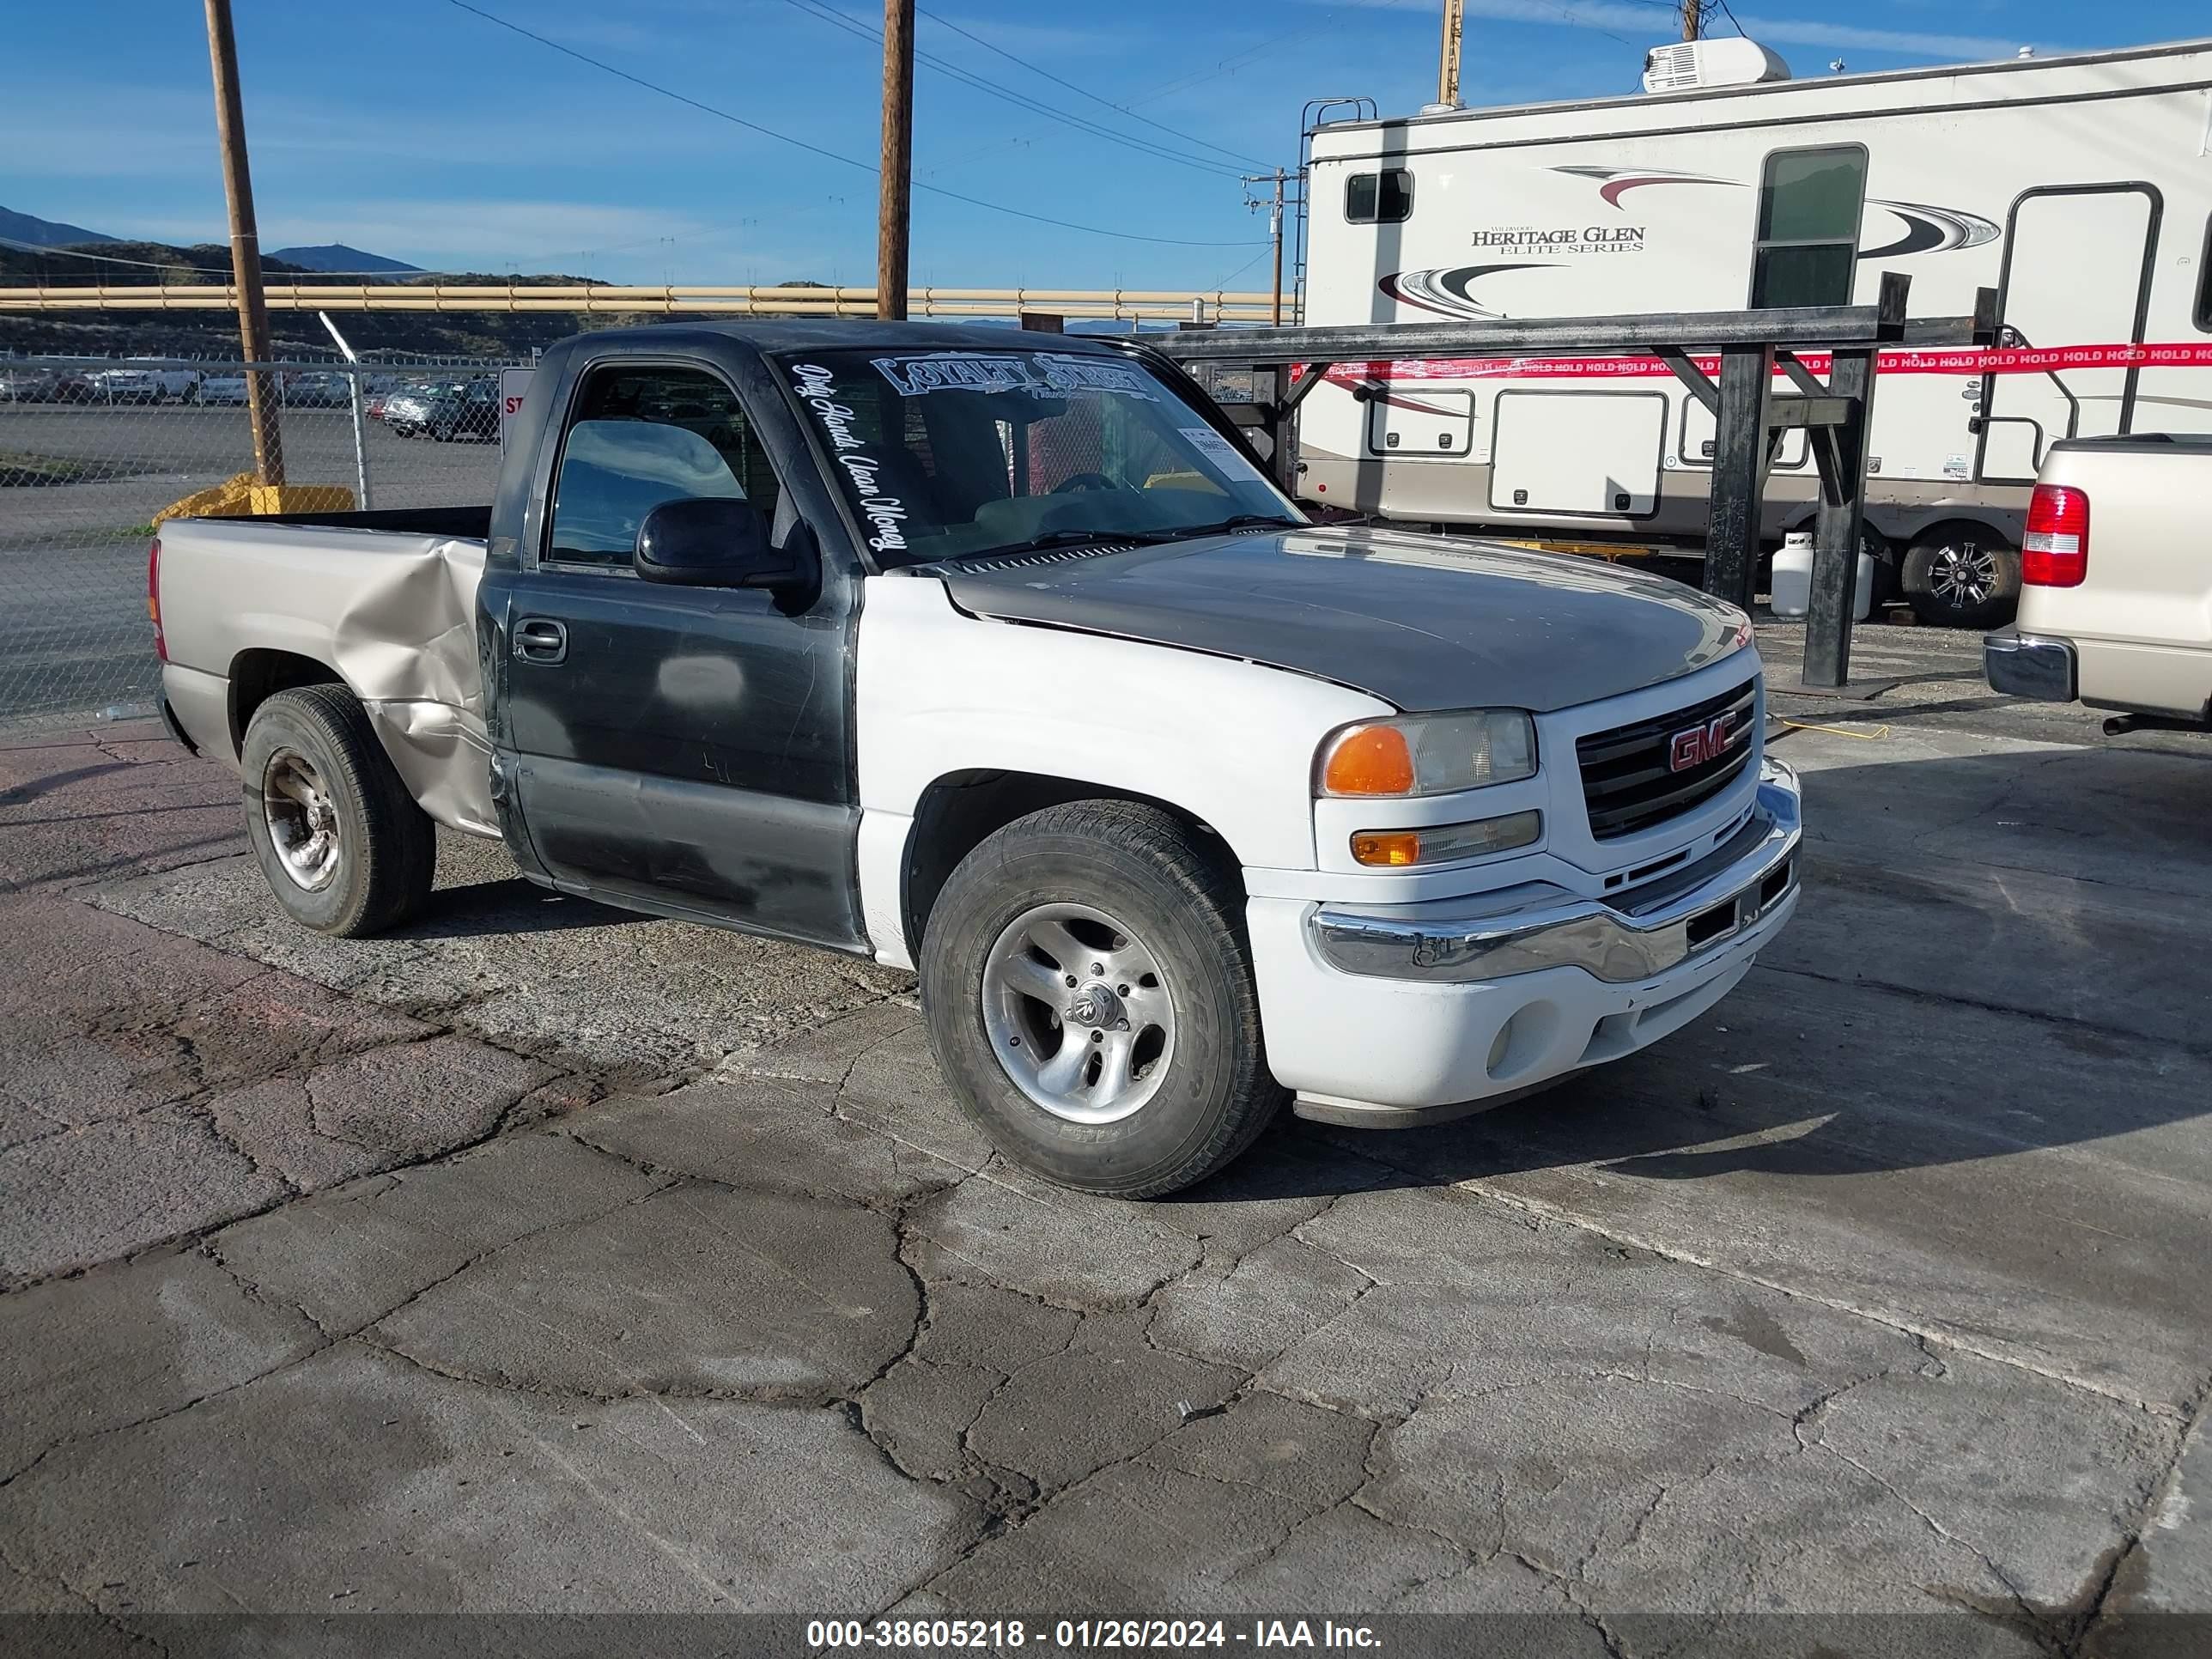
[198,374,250,406]
[283,371,353,408]
[380,382,465,436]
[0,367,63,402]
[421,382,499,441]
[1984,434,2212,732]
[83,362,203,404]
[150,320,1802,1199]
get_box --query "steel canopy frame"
[1147,273,1999,693]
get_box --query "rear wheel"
[1902,522,2020,629]
[240,684,436,937]
[920,801,1282,1198]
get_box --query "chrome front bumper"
[1311,759,1801,985]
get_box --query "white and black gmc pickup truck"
[150,321,1800,1196]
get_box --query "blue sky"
[2,0,2199,289]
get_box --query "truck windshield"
[777,348,1302,567]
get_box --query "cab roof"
[567,319,1138,355]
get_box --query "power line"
[1127,18,1341,110]
[917,13,1346,188]
[772,0,1249,180]
[915,6,1274,172]
[441,0,1267,249]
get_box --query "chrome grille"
[1577,680,1758,842]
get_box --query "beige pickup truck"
[1984,434,2212,732]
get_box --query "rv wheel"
[1902,523,2020,629]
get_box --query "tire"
[240,684,436,937]
[1902,522,2020,629]
[920,800,1283,1198]
[1861,526,1899,609]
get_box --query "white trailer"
[1297,38,2212,625]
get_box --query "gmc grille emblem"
[1668,713,1736,773]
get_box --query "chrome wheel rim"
[1928,539,1998,607]
[260,750,343,891]
[980,902,1175,1125]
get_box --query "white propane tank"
[1769,530,1873,622]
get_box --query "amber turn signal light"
[1350,830,1423,866]
[1350,811,1542,868]
[1319,724,1415,797]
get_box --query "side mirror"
[634,496,806,589]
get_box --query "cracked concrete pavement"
[3,619,2211,1651]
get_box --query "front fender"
[854,574,1388,967]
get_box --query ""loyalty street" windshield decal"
[871,352,1160,402]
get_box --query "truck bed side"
[157,515,499,836]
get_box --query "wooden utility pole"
[1437,0,1464,106]
[1267,169,1286,325]
[203,0,283,485]
[877,0,915,320]
[1681,0,1702,40]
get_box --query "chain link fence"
[0,354,528,726]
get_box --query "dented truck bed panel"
[155,518,499,837]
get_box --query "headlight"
[1316,710,1537,798]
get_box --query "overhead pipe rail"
[0,283,1289,325]
[1148,272,2000,694]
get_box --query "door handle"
[514,617,568,664]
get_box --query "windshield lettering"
[872,352,1160,403]
[784,348,1297,568]
[793,361,908,555]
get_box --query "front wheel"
[920,801,1283,1198]
[240,684,436,937]
[1902,523,2020,629]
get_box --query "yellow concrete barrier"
[153,475,355,526]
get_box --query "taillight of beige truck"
[2021,484,2088,588]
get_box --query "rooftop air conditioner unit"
[1642,38,1790,93]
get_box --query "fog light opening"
[1484,1000,1562,1084]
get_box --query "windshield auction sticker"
[791,362,908,556]
[872,352,1159,402]
[1177,425,1266,484]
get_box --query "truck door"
[486,356,864,950]
[1978,184,2160,483]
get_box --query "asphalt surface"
[0,403,499,721]
[1,621,2209,1653]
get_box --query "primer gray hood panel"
[937,525,1751,713]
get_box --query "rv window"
[1346,170,1413,225]
[1751,145,1866,308]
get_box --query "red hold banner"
[1295,341,2212,386]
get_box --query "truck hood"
[934,524,1750,713]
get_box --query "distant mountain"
[268,243,422,274]
[0,204,119,248]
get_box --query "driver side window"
[545,364,781,566]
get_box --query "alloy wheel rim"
[980,902,1175,1125]
[261,750,343,891]
[1929,540,1998,606]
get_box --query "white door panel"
[1981,187,2155,482]
[1490,390,1667,516]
